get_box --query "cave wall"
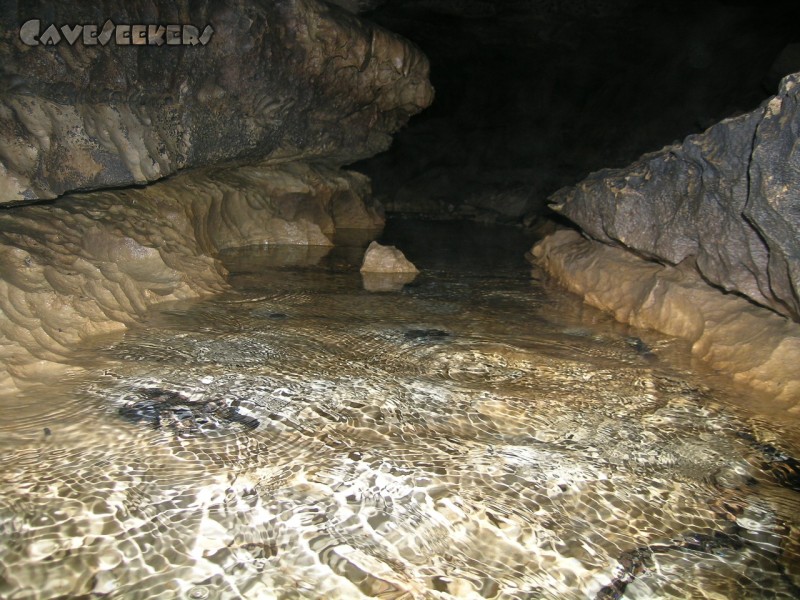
[0,0,433,202]
[0,0,431,389]
[0,162,382,388]
[354,0,800,221]
[550,73,800,322]
[532,73,800,405]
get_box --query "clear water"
[1,220,799,599]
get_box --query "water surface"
[1,220,799,599]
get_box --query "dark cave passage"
[350,0,800,222]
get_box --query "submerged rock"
[361,272,418,292]
[404,328,450,341]
[360,241,419,273]
[550,72,800,322]
[0,0,433,202]
[118,387,260,436]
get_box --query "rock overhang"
[0,0,434,203]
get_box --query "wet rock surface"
[360,241,419,273]
[550,73,800,322]
[118,387,261,436]
[531,230,800,406]
[0,0,433,202]
[0,162,382,388]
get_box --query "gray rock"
[744,75,800,324]
[0,0,433,203]
[551,72,800,322]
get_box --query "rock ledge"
[532,230,800,408]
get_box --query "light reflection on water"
[1,220,799,599]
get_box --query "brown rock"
[0,0,433,202]
[0,162,382,389]
[360,241,419,273]
[532,230,800,408]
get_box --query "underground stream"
[1,220,799,599]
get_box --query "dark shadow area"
[378,217,537,274]
[351,0,800,223]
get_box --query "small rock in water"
[626,336,655,359]
[118,387,259,435]
[360,241,419,273]
[361,242,419,291]
[405,328,450,341]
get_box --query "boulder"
[0,0,433,203]
[550,73,800,322]
[360,241,419,273]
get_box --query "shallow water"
[1,220,799,599]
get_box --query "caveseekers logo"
[19,19,214,46]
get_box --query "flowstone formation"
[533,73,800,404]
[0,163,382,388]
[532,230,800,407]
[0,0,432,388]
[0,0,433,202]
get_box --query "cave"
[356,0,800,223]
[1,1,800,598]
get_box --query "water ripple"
[2,224,800,599]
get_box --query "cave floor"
[1,220,799,599]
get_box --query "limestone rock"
[360,241,419,273]
[532,230,800,407]
[550,72,800,322]
[0,0,433,202]
[744,75,800,325]
[0,162,382,389]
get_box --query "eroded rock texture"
[532,230,800,407]
[551,73,800,322]
[0,0,433,202]
[0,163,381,388]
